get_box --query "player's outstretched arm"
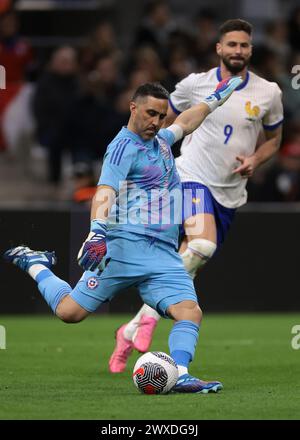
[173,76,242,137]
[77,185,116,272]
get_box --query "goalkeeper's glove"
[202,76,243,112]
[77,219,107,273]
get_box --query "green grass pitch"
[0,314,299,420]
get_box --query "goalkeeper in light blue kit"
[4,77,241,393]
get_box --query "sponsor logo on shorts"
[86,277,98,290]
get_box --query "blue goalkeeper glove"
[202,76,243,112]
[77,219,107,273]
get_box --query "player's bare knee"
[56,308,86,323]
[168,300,202,324]
[190,303,202,324]
[55,299,87,323]
[55,307,75,323]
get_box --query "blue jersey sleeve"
[98,138,136,192]
[157,128,176,147]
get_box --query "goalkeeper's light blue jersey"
[98,126,181,248]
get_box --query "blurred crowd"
[0,0,300,203]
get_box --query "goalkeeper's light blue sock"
[35,269,71,313]
[168,320,200,376]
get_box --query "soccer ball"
[132,351,178,394]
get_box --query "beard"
[221,55,250,74]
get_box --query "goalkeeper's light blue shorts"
[71,231,197,316]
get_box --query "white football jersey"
[171,67,283,208]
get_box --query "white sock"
[28,264,48,281]
[123,304,160,341]
[177,365,188,377]
[140,304,161,320]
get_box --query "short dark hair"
[132,82,169,102]
[219,19,253,39]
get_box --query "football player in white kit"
[109,18,283,374]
